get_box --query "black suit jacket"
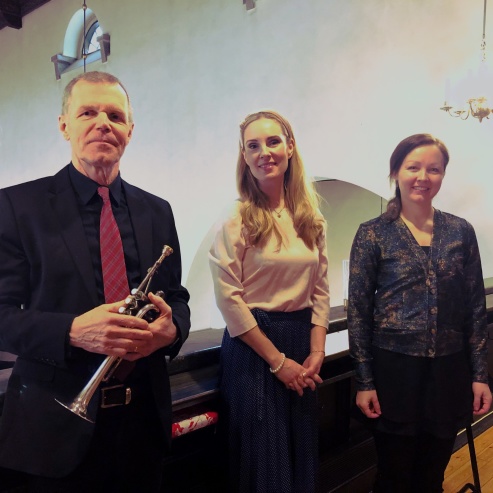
[0,165,190,477]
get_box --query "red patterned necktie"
[98,187,129,303]
[97,186,136,381]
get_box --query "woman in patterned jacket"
[348,133,491,493]
[209,110,330,492]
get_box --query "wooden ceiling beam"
[0,0,22,30]
[0,0,51,31]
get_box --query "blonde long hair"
[237,110,324,250]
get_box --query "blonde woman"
[209,111,330,493]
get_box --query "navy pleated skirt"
[219,308,318,493]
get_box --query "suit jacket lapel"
[123,181,154,278]
[48,166,99,306]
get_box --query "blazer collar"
[121,180,154,280]
[48,165,99,306]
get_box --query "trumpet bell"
[55,396,95,423]
[55,354,120,423]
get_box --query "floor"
[444,414,493,492]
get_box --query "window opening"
[51,9,110,80]
[84,21,102,55]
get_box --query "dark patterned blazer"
[348,210,487,391]
[0,165,190,477]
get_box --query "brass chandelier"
[440,0,492,122]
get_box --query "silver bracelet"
[270,353,286,374]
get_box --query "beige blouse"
[209,201,330,337]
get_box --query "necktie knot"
[98,186,110,204]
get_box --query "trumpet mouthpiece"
[162,245,173,256]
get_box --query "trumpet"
[56,245,174,423]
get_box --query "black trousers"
[24,382,167,493]
[372,429,458,493]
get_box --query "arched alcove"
[315,179,387,308]
[186,180,387,331]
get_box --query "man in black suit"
[0,71,191,492]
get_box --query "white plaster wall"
[0,0,491,331]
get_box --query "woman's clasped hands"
[275,354,323,396]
